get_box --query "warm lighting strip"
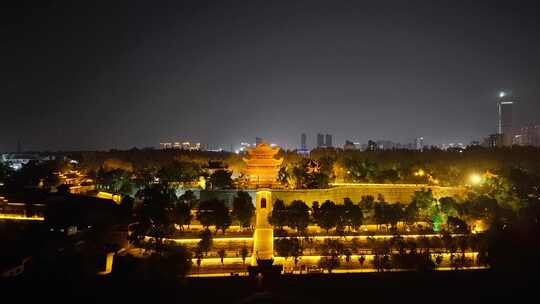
[0,214,45,221]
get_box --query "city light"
[414,169,426,177]
[469,173,482,185]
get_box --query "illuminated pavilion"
[242,143,283,188]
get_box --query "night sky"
[2,0,540,152]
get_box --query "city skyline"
[2,1,540,152]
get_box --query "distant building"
[298,133,309,156]
[514,125,540,147]
[375,140,399,150]
[159,141,201,151]
[414,137,424,151]
[325,134,333,148]
[1,153,55,171]
[255,137,263,145]
[317,133,325,148]
[343,140,356,150]
[440,142,466,150]
[482,134,503,148]
[498,92,514,146]
[366,140,377,151]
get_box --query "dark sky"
[2,0,540,152]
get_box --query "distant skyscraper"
[414,137,424,151]
[325,134,333,148]
[498,92,514,146]
[255,137,263,145]
[298,133,309,156]
[317,133,324,148]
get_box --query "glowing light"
[499,91,506,98]
[0,214,44,221]
[414,169,426,177]
[469,173,482,185]
[96,191,122,204]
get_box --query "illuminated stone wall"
[252,190,274,265]
[270,184,466,206]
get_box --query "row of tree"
[129,184,256,253]
[275,233,486,273]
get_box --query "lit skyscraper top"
[497,91,514,146]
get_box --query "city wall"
[270,184,466,206]
[179,184,466,207]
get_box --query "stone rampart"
[270,184,465,206]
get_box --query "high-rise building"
[298,133,309,156]
[414,137,424,151]
[514,125,540,147]
[498,92,514,146]
[255,137,263,145]
[482,134,503,148]
[317,133,324,148]
[325,134,333,148]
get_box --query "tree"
[179,190,198,208]
[158,160,201,185]
[240,246,249,264]
[130,183,177,254]
[275,237,303,266]
[290,238,303,266]
[173,201,192,231]
[404,201,418,225]
[196,199,217,228]
[232,191,255,229]
[319,239,343,273]
[0,162,10,184]
[198,228,213,256]
[377,169,400,183]
[275,238,292,260]
[9,160,65,190]
[343,198,363,231]
[96,167,134,195]
[447,216,468,233]
[311,201,321,224]
[318,200,338,233]
[214,202,232,234]
[118,195,134,223]
[318,255,340,273]
[268,199,288,231]
[208,169,233,189]
[217,248,226,266]
[287,200,310,232]
[360,195,375,211]
[358,255,366,267]
[159,245,193,279]
[194,246,204,274]
[411,188,436,216]
[335,204,347,235]
[196,199,231,233]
